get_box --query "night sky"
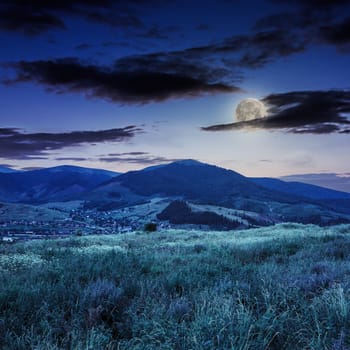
[1,0,350,176]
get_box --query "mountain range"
[0,165,118,203]
[280,173,350,193]
[1,160,350,228]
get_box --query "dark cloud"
[2,0,349,108]
[260,0,350,51]
[55,157,89,161]
[0,0,160,35]
[0,126,141,160]
[289,124,342,134]
[202,90,350,134]
[170,29,305,69]
[5,57,240,104]
[54,152,179,165]
[0,7,65,35]
[0,128,21,136]
[5,24,306,104]
[3,1,339,105]
[107,152,149,156]
[99,152,181,165]
[144,0,349,69]
[236,30,305,68]
[319,17,350,48]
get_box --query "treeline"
[157,200,241,229]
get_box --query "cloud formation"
[4,22,307,104]
[160,28,306,70]
[0,0,152,35]
[0,126,140,159]
[55,157,89,162]
[202,90,350,134]
[3,0,350,106]
[51,152,181,166]
[5,57,240,104]
[320,17,350,49]
[99,152,181,165]
[260,0,350,50]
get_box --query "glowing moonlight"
[235,98,267,122]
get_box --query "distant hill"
[280,173,350,193]
[45,165,118,178]
[0,165,119,203]
[1,160,350,227]
[85,160,350,226]
[251,177,350,200]
[88,159,298,210]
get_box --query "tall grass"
[1,224,350,349]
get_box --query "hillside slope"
[0,165,119,203]
[87,160,350,226]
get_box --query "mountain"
[252,177,350,216]
[251,177,350,200]
[90,159,297,208]
[1,160,350,227]
[85,160,350,226]
[0,166,18,173]
[280,173,350,193]
[45,165,118,177]
[0,165,119,203]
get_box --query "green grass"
[1,224,350,349]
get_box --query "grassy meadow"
[1,224,350,349]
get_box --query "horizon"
[1,158,349,177]
[2,157,350,177]
[1,0,350,177]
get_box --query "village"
[0,208,140,242]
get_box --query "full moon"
[235,98,267,122]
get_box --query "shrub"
[144,222,157,232]
[82,278,123,308]
[81,279,133,339]
[167,298,193,322]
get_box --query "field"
[1,224,350,349]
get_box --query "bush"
[167,298,193,322]
[81,279,133,339]
[144,222,157,232]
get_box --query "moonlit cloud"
[202,90,350,134]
